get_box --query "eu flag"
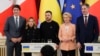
[63,0,82,24]
[86,46,93,51]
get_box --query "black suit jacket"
[4,16,26,42]
[76,14,99,44]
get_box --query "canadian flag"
[0,0,13,34]
[0,0,37,34]
[16,0,38,23]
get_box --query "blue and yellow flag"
[39,0,62,25]
[23,46,30,50]
[63,0,82,24]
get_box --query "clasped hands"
[60,39,73,42]
[11,37,22,43]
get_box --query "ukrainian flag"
[39,0,62,25]
[23,46,30,50]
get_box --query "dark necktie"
[84,16,88,26]
[16,17,18,28]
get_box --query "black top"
[23,26,40,42]
[40,21,60,44]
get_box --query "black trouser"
[24,53,32,56]
[61,50,75,56]
[80,44,92,56]
[7,42,21,56]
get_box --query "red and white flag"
[16,0,38,23]
[0,0,38,35]
[0,0,13,34]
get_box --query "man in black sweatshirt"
[40,10,60,45]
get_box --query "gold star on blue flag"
[63,0,82,24]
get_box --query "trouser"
[61,50,75,56]
[24,53,32,56]
[7,42,21,56]
[80,44,92,56]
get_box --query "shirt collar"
[83,13,89,17]
[14,15,20,19]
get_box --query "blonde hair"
[26,17,37,29]
[63,12,72,18]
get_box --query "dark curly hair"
[41,45,55,56]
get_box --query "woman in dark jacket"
[23,17,40,56]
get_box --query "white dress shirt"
[83,13,89,23]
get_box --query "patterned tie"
[84,16,88,26]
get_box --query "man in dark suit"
[76,4,99,56]
[4,5,26,56]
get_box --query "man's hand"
[11,38,18,43]
[77,42,82,49]
[56,44,59,49]
[17,37,22,42]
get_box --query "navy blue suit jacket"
[4,16,26,43]
[76,14,99,44]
